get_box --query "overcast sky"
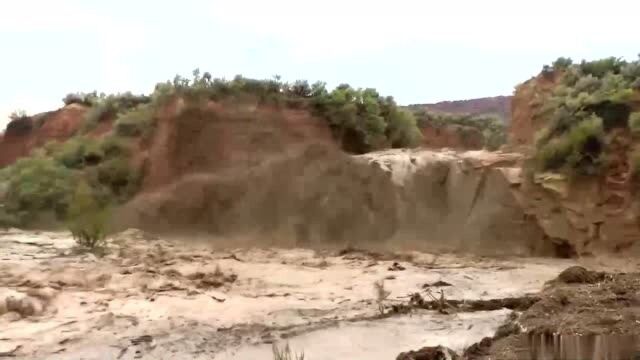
[1,0,638,128]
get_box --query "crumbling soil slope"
[0,104,89,167]
[138,98,334,190]
[508,73,560,148]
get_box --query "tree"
[9,109,28,121]
[386,110,422,148]
[66,180,110,250]
[552,57,573,70]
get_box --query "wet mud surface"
[0,228,614,359]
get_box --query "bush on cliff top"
[81,92,151,132]
[69,69,422,154]
[534,55,640,175]
[117,70,422,153]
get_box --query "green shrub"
[552,57,573,70]
[6,111,32,136]
[629,112,640,135]
[53,137,103,169]
[536,136,573,171]
[63,92,102,107]
[82,93,151,133]
[99,136,129,158]
[1,156,76,225]
[66,181,110,250]
[312,85,402,153]
[82,103,112,132]
[9,109,28,121]
[580,57,627,78]
[573,75,602,94]
[150,70,422,153]
[565,115,604,172]
[114,104,154,137]
[536,115,604,174]
[386,109,423,148]
[95,158,140,199]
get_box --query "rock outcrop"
[508,72,560,148]
[0,104,89,167]
[137,99,334,191]
[507,70,640,256]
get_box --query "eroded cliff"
[508,64,640,257]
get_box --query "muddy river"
[0,229,578,359]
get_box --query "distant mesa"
[408,96,512,124]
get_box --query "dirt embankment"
[396,266,640,360]
[508,71,640,257]
[138,98,334,190]
[0,104,89,167]
[508,72,560,148]
[118,90,640,256]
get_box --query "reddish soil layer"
[0,104,89,166]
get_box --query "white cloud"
[0,0,149,129]
[0,0,102,32]
[98,26,149,94]
[209,0,640,59]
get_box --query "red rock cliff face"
[138,99,335,191]
[509,73,560,147]
[0,104,89,167]
[508,70,640,256]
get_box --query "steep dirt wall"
[508,172,640,257]
[0,104,89,167]
[508,69,640,256]
[139,99,334,190]
[509,73,560,147]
